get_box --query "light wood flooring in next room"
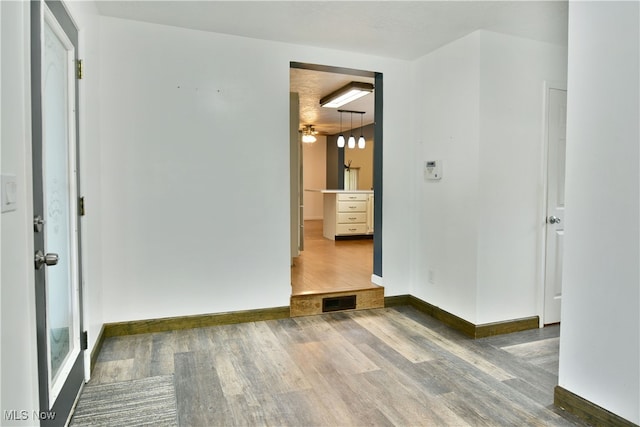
[291,220,375,295]
[74,307,585,426]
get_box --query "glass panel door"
[43,11,80,401]
[32,2,85,423]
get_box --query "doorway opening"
[289,62,383,316]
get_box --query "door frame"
[289,61,383,280]
[31,0,85,424]
[537,80,567,327]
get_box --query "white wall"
[558,2,639,424]
[412,30,567,324]
[302,135,326,220]
[98,16,414,322]
[476,31,567,324]
[413,32,481,322]
[0,0,3,413]
[1,1,40,423]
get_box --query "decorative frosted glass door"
[32,1,84,424]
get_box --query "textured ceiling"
[291,68,375,136]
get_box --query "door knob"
[548,216,561,224]
[34,250,59,270]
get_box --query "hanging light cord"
[350,112,353,136]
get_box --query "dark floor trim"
[475,316,540,338]
[554,386,638,427]
[90,325,105,374]
[385,295,539,339]
[384,294,412,307]
[103,295,537,339]
[103,306,291,338]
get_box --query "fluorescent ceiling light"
[320,82,374,108]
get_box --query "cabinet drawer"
[337,201,367,212]
[336,223,368,235]
[337,193,368,201]
[337,212,367,224]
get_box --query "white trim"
[371,274,383,286]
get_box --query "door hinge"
[79,196,85,216]
[77,59,84,80]
[81,331,88,351]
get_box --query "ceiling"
[96,1,568,136]
[291,68,375,136]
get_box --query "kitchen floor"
[291,220,375,296]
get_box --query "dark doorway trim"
[290,62,383,279]
[373,72,383,277]
[290,62,376,78]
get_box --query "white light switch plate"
[1,174,18,213]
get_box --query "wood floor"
[78,307,585,426]
[291,220,376,295]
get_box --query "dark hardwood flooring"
[79,307,585,426]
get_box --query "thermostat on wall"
[424,160,442,181]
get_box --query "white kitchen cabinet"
[322,191,374,240]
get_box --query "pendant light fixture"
[337,111,345,148]
[347,112,356,149]
[358,112,366,149]
[337,109,366,149]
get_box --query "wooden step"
[290,286,384,317]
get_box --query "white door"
[32,1,85,425]
[543,88,567,324]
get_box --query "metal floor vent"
[322,295,357,312]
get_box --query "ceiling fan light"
[301,124,317,144]
[337,134,346,148]
[358,135,366,149]
[347,135,356,149]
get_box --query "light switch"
[1,174,18,213]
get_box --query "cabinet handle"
[349,228,357,231]
[349,217,357,220]
[349,206,357,209]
